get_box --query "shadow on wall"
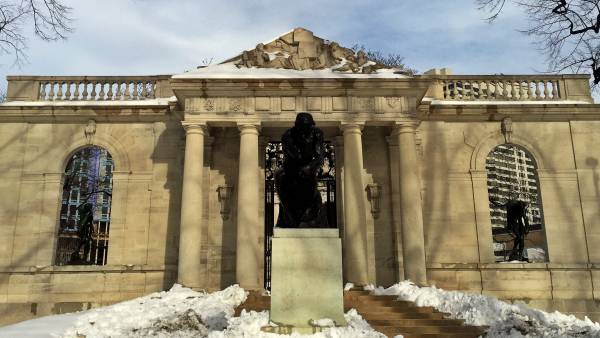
[151,119,185,288]
[421,122,450,265]
[586,157,599,199]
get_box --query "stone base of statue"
[268,228,346,333]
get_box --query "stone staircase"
[234,290,487,338]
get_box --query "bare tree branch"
[477,0,600,87]
[350,44,417,75]
[0,0,72,65]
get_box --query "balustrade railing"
[39,77,156,101]
[5,75,173,102]
[441,77,562,101]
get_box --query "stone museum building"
[1,28,600,324]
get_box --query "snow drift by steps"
[367,281,600,338]
[0,284,386,338]
[1,281,600,337]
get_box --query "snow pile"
[0,284,387,338]
[62,284,247,338]
[213,309,387,338]
[367,281,600,338]
[173,63,409,79]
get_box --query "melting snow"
[367,281,600,338]
[173,63,410,79]
[1,281,599,337]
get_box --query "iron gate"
[264,141,336,290]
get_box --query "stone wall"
[0,265,176,326]
[419,119,600,321]
[0,119,184,325]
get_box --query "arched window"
[486,144,548,262]
[55,146,114,265]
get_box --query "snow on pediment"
[227,27,385,74]
[173,28,412,79]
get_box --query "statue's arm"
[281,131,299,161]
[522,205,531,232]
[490,199,507,207]
[309,129,325,172]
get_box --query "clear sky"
[0,0,561,90]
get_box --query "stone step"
[351,298,415,307]
[235,290,488,338]
[368,319,465,327]
[393,333,483,338]
[361,312,448,320]
[345,305,437,313]
[373,325,486,335]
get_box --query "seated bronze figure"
[275,113,329,228]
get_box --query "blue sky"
[0,0,550,88]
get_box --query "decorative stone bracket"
[84,119,97,144]
[366,183,381,219]
[501,117,512,143]
[217,185,234,220]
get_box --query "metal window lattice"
[55,146,113,266]
[486,144,546,261]
[263,141,336,290]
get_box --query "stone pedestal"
[270,228,347,330]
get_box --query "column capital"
[237,123,261,134]
[391,120,420,135]
[181,122,207,134]
[340,123,364,134]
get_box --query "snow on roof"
[0,96,177,107]
[173,62,410,79]
[427,99,592,105]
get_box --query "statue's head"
[294,112,315,133]
[81,203,93,213]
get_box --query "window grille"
[263,141,336,290]
[55,146,114,265]
[486,144,547,262]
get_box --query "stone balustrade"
[425,74,593,102]
[5,75,173,102]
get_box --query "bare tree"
[0,0,72,65]
[351,44,417,75]
[477,0,600,86]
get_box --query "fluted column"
[236,123,262,290]
[178,122,207,288]
[393,121,427,285]
[341,123,369,285]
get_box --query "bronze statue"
[492,197,531,261]
[275,113,328,228]
[70,202,94,264]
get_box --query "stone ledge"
[273,228,340,238]
[0,264,177,274]
[426,262,595,270]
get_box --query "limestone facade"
[1,28,600,324]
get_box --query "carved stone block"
[256,97,271,111]
[307,97,321,111]
[332,97,347,111]
[281,97,296,111]
[229,98,243,113]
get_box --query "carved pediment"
[229,28,388,74]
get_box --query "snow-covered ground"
[1,281,599,338]
[0,284,385,338]
[368,281,600,338]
